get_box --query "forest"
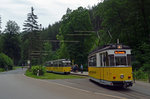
[0,0,150,79]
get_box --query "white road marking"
[23,74,126,99]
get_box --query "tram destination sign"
[114,51,126,54]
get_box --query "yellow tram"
[45,59,71,74]
[88,44,133,87]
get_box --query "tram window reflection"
[89,55,96,66]
[109,55,114,66]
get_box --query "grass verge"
[25,70,86,79]
[13,66,22,70]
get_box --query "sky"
[0,0,100,31]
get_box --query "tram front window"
[115,56,127,66]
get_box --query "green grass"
[25,70,86,79]
[0,68,5,72]
[13,66,22,70]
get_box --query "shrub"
[0,68,5,72]
[31,66,46,76]
[0,53,14,70]
[132,61,141,70]
[134,67,148,80]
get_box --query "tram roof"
[89,44,130,55]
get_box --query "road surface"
[0,69,150,99]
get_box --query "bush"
[132,61,141,70]
[31,66,46,76]
[0,53,14,70]
[0,68,5,72]
[134,67,148,80]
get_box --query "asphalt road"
[0,69,150,99]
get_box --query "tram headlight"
[120,74,124,79]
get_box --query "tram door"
[101,52,108,81]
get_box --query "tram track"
[49,79,150,99]
[116,89,150,99]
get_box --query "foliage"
[0,15,1,33]
[91,0,150,71]
[1,20,21,65]
[58,7,95,65]
[25,70,85,79]
[13,66,21,70]
[22,7,42,65]
[0,68,5,72]
[0,53,14,70]
[23,7,39,32]
[132,42,150,71]
[3,20,20,34]
[132,61,141,70]
[40,22,61,51]
[0,0,150,75]
[41,42,53,63]
[20,38,29,65]
[31,66,46,76]
[134,67,148,81]
[0,35,3,52]
[1,33,21,65]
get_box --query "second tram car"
[88,44,133,88]
[45,59,71,74]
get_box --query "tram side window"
[57,62,60,67]
[109,55,114,66]
[102,52,108,67]
[88,59,92,66]
[105,52,109,66]
[66,63,70,67]
[127,55,131,66]
[57,62,59,67]
[54,62,57,67]
[49,63,51,67]
[60,62,63,67]
[68,63,71,67]
[54,63,56,67]
[63,63,66,67]
[51,62,53,67]
[89,55,96,66]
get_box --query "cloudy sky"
[0,0,100,31]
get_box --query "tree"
[4,20,20,34]
[23,7,39,32]
[0,15,1,33]
[58,7,94,65]
[2,20,21,65]
[22,7,41,66]
[40,22,61,51]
